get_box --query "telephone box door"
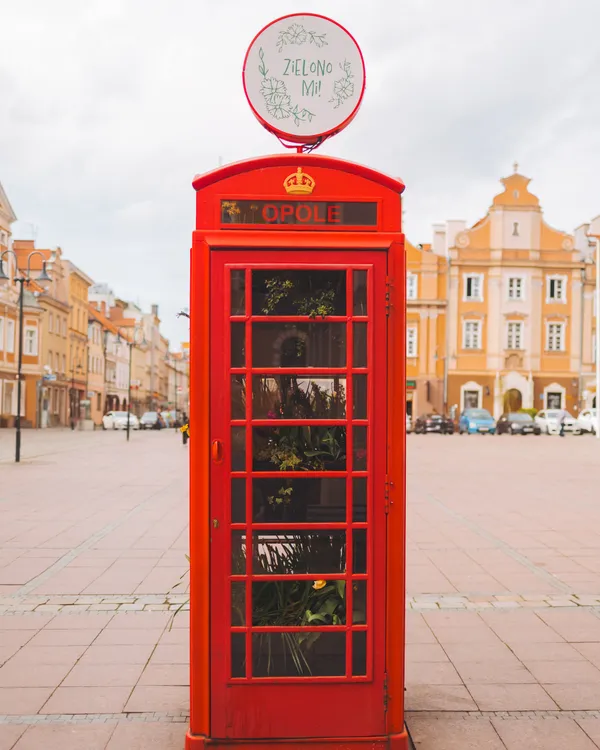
[210,249,387,740]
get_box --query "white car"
[102,411,140,431]
[534,409,581,435]
[577,408,597,434]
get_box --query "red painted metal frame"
[187,154,407,750]
[242,13,366,146]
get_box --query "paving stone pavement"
[2,429,600,748]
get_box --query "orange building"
[405,240,447,419]
[0,188,44,429]
[436,167,592,417]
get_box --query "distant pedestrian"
[181,415,189,446]
[558,409,567,437]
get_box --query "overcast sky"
[1,0,599,345]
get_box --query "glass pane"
[231,426,246,471]
[253,323,346,368]
[252,530,346,574]
[231,633,245,678]
[352,580,367,624]
[253,477,346,523]
[352,477,367,522]
[253,376,346,419]
[231,323,245,368]
[252,270,346,317]
[252,579,346,626]
[353,270,367,316]
[253,426,346,472]
[353,530,367,574]
[352,631,367,676]
[353,426,367,471]
[252,632,346,677]
[230,270,245,315]
[231,478,246,524]
[353,323,367,367]
[353,375,367,419]
[231,376,246,419]
[232,531,246,574]
[231,581,246,626]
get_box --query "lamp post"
[0,249,51,463]
[70,361,83,430]
[117,324,146,442]
[588,217,600,440]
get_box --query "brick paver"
[2,429,600,747]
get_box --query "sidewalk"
[1,430,600,747]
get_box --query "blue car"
[458,408,496,435]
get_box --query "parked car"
[577,408,597,434]
[102,411,140,430]
[496,412,541,435]
[406,414,412,433]
[413,413,454,434]
[140,411,166,430]
[458,408,496,435]
[534,409,582,435]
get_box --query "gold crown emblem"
[283,167,315,195]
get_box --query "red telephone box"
[187,153,408,750]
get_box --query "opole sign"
[243,13,366,145]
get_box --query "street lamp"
[117,324,146,442]
[588,217,600,440]
[0,249,51,463]
[70,361,83,430]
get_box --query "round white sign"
[243,13,366,145]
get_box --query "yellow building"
[64,261,93,426]
[405,240,447,419]
[438,167,590,417]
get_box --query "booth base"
[185,729,410,750]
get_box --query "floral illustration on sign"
[276,23,328,52]
[330,60,354,109]
[258,48,315,127]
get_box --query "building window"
[507,321,523,350]
[508,277,523,300]
[547,392,563,409]
[25,327,38,356]
[49,313,54,332]
[6,319,15,353]
[463,320,481,350]
[547,275,567,303]
[463,390,480,409]
[62,354,66,373]
[406,326,418,357]
[406,273,417,300]
[546,322,565,352]
[48,350,53,369]
[464,274,483,301]
[0,316,4,351]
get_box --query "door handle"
[212,439,224,464]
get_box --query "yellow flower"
[312,580,326,590]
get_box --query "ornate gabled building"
[433,166,592,418]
